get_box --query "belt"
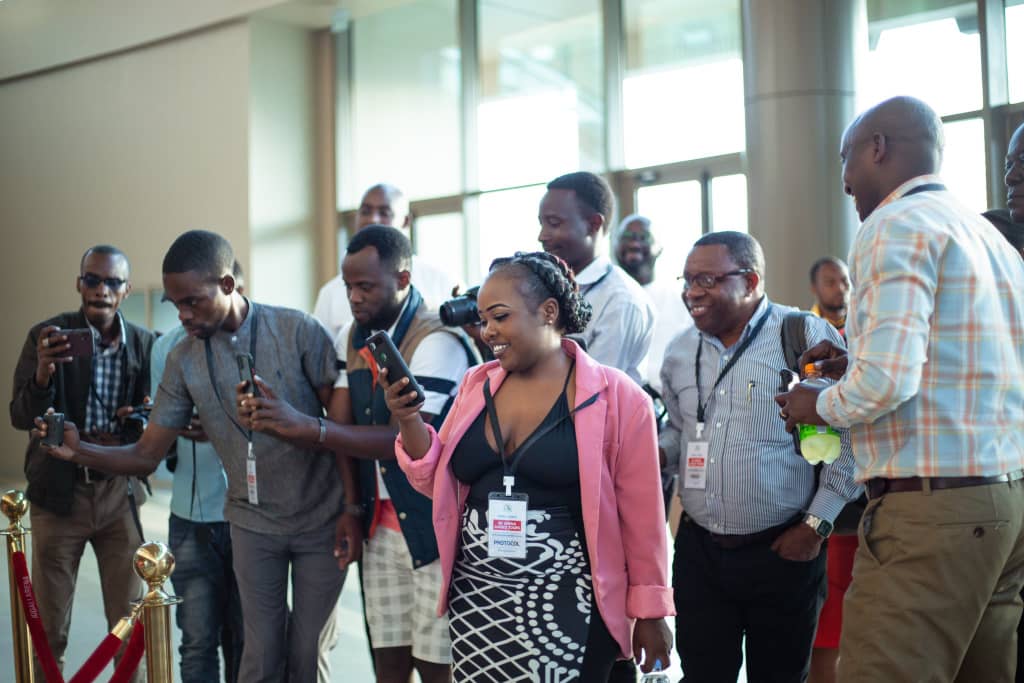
[866,469,1024,500]
[683,513,798,550]
[75,466,110,483]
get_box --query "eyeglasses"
[678,269,754,290]
[79,274,127,290]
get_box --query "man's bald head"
[357,183,411,232]
[840,96,945,221]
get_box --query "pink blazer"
[395,338,674,658]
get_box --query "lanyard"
[902,182,946,198]
[694,303,772,430]
[482,369,598,496]
[579,265,613,296]
[204,303,259,441]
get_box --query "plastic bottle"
[640,659,671,683]
[796,363,842,465]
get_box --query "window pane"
[414,212,467,285]
[623,0,744,167]
[350,0,460,204]
[476,185,548,282]
[860,2,982,116]
[151,290,180,335]
[711,173,747,232]
[636,181,703,283]
[1009,1,1024,104]
[477,1,603,190]
[941,117,988,214]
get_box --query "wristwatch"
[804,514,833,539]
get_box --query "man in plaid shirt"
[778,96,1024,682]
[10,245,153,681]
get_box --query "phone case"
[60,329,94,358]
[43,412,65,447]
[365,331,426,405]
[236,353,261,397]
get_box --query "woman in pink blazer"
[383,251,673,682]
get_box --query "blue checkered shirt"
[85,314,127,435]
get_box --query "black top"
[452,364,581,509]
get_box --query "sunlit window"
[1008,1,1024,104]
[635,181,703,283]
[860,3,982,116]
[711,174,748,232]
[349,0,461,205]
[941,117,988,214]
[476,185,548,282]
[414,212,466,284]
[623,0,744,167]
[477,1,603,190]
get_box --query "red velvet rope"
[12,550,64,683]
[67,633,123,683]
[107,620,145,683]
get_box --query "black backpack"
[781,312,867,536]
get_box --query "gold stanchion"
[2,490,34,683]
[132,542,181,683]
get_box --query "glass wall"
[1009,1,1024,104]
[635,180,703,282]
[622,0,744,167]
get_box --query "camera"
[440,286,480,327]
[121,404,152,444]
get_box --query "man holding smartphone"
[10,244,152,682]
[238,226,476,683]
[35,230,347,683]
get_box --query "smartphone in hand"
[236,353,261,397]
[365,331,425,406]
[43,412,65,447]
[56,329,94,358]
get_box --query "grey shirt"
[151,301,341,535]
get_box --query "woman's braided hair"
[488,251,593,335]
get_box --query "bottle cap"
[803,362,819,376]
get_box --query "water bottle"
[640,659,671,682]
[795,363,842,465]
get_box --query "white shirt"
[312,255,458,340]
[333,299,470,499]
[641,278,692,393]
[575,255,656,385]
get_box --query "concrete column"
[741,0,866,307]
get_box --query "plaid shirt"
[85,313,127,435]
[817,175,1024,480]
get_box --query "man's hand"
[632,617,672,673]
[775,383,827,432]
[334,511,363,570]
[35,325,73,388]
[237,377,317,442]
[180,415,209,442]
[771,522,824,562]
[798,340,848,380]
[32,409,80,460]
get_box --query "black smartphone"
[54,329,93,358]
[43,412,65,447]
[365,330,425,405]
[236,353,261,397]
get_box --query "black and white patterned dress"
[448,374,618,682]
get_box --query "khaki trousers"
[839,477,1024,682]
[30,478,145,682]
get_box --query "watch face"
[818,519,833,537]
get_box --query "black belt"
[75,466,110,483]
[866,469,1024,500]
[683,513,799,550]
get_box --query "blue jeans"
[168,514,244,683]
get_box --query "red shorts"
[813,534,858,649]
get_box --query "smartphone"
[43,412,65,447]
[236,353,261,397]
[54,329,94,358]
[365,331,425,405]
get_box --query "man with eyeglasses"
[10,244,153,682]
[659,231,860,682]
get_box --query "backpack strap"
[781,311,811,371]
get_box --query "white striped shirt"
[660,298,861,534]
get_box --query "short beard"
[621,260,655,285]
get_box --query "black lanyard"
[579,265,613,296]
[902,182,946,198]
[482,368,598,481]
[204,302,259,441]
[695,303,772,426]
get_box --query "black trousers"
[672,519,826,683]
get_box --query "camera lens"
[440,296,480,327]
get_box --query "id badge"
[684,441,709,490]
[246,442,259,505]
[487,492,529,559]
